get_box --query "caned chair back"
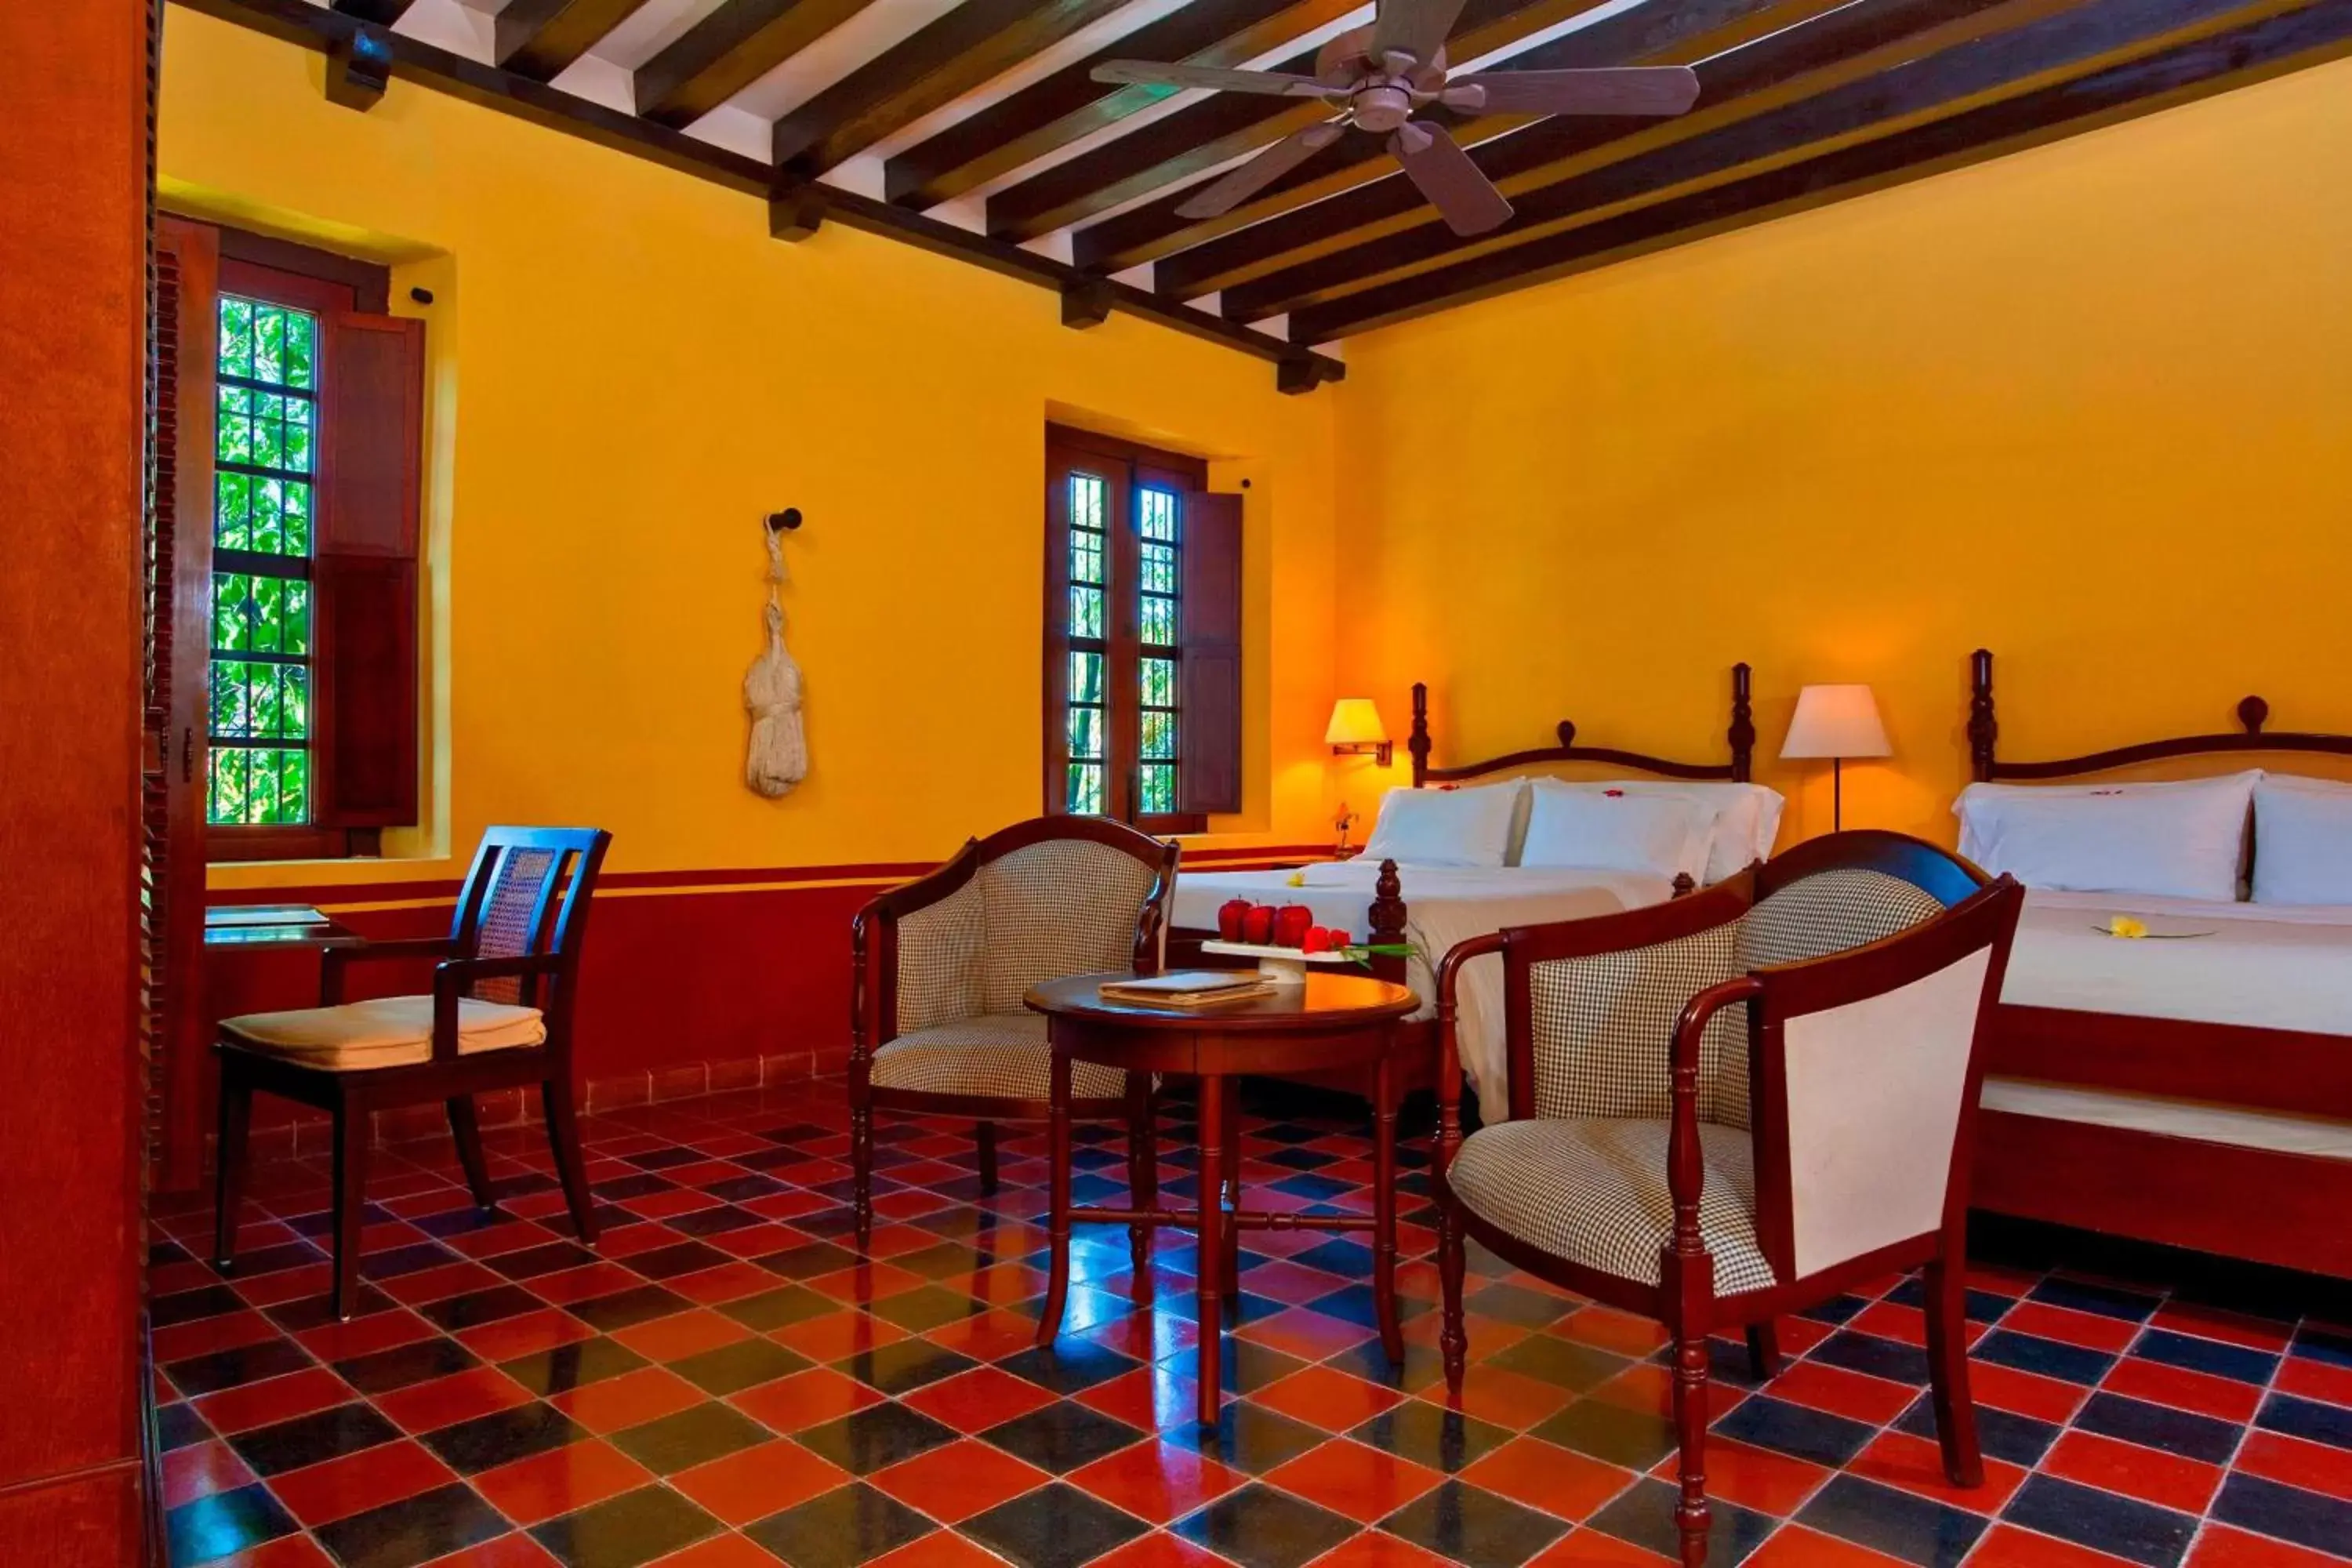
[875,817,1178,1040]
[447,827,611,1034]
[1746,875,2023,1282]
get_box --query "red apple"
[1273,905,1313,949]
[1302,925,1334,953]
[1216,898,1253,942]
[1241,904,1275,945]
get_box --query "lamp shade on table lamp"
[1780,684,1890,830]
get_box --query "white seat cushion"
[870,1012,1129,1102]
[221,995,546,1070]
[1447,1117,1777,1297]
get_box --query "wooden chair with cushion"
[212,826,612,1320]
[1433,831,2020,1567]
[851,817,1178,1256]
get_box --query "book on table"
[1098,971,1277,1008]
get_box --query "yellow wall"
[1329,57,2352,846]
[162,10,1343,890]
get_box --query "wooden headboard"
[1407,662,1756,789]
[1968,648,2352,782]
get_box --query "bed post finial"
[1728,662,1755,783]
[2238,696,2270,735]
[1409,684,1432,789]
[1968,649,1998,782]
[1367,858,1410,985]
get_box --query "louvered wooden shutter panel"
[314,310,423,827]
[1178,491,1243,815]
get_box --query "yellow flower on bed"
[1286,870,1307,888]
[2103,915,2148,939]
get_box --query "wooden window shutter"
[313,311,423,827]
[1178,491,1243,815]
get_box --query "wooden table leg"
[1372,1044,1403,1365]
[1034,1047,1075,1349]
[1221,1090,1241,1307]
[1195,1071,1227,1426]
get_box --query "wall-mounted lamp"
[1327,698,1392,767]
[1780,683,1891,831]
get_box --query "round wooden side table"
[1025,971,1421,1427]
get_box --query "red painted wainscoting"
[184,846,1321,1178]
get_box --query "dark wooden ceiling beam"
[495,0,657,82]
[1287,0,2352,340]
[1240,0,2305,323]
[633,0,880,129]
[985,0,1622,244]
[169,0,1343,386]
[1152,0,2009,297]
[329,0,413,22]
[886,0,1359,211]
[1075,0,1829,275]
[771,0,1132,175]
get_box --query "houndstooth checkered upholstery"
[1528,924,1751,1129]
[1738,869,1947,970]
[1447,1117,1777,1295]
[471,848,558,1005]
[976,838,1161,1015]
[895,876,985,1035]
[869,1013,1131,1102]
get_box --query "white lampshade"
[1780,684,1891,760]
[1325,698,1389,748]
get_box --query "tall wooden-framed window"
[1045,426,1243,833]
[155,217,424,862]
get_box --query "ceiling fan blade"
[1174,122,1346,220]
[1091,60,1330,97]
[1388,122,1512,237]
[1368,0,1469,67]
[1445,65,1701,117]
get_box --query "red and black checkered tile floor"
[153,1080,2352,1568]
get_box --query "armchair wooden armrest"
[321,935,460,1004]
[851,840,984,1067]
[1432,932,1504,1185]
[427,953,564,1062]
[1664,975,1766,1258]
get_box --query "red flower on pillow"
[1604,789,1624,798]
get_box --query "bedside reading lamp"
[1780,684,1889,832]
[1326,699,1392,767]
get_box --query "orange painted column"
[0,4,154,1562]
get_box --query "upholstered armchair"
[851,817,1178,1254]
[1433,832,2021,1568]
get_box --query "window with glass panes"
[208,295,318,825]
[1046,429,1212,833]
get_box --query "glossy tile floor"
[154,1080,2352,1568]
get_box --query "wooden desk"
[1025,971,1421,1426]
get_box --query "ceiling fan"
[1092,0,1700,238]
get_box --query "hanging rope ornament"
[744,518,808,798]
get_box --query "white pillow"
[1952,771,2257,902]
[2252,775,2352,906]
[1530,781,1784,883]
[1520,782,1713,881]
[1360,781,1524,869]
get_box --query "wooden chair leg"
[1745,1321,1781,1382]
[1924,1256,1984,1486]
[851,1101,875,1247]
[1125,1075,1156,1272]
[447,1095,497,1210]
[975,1120,999,1196]
[1663,1247,1715,1568]
[330,1098,370,1322]
[541,1078,599,1246]
[1437,1197,1468,1394]
[211,1065,252,1272]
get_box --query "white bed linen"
[1981,1079,2352,1161]
[1172,860,1670,1104]
[2000,890,2352,1036]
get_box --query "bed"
[1962,648,2352,1279]
[1167,664,1768,1104]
